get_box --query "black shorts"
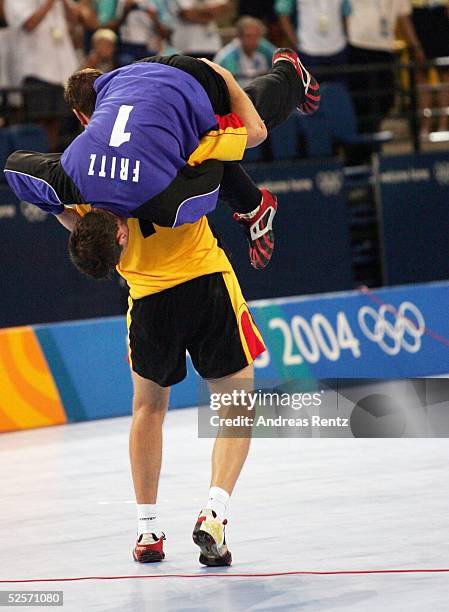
[127,272,266,387]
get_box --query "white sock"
[137,504,159,536]
[205,486,230,521]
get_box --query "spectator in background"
[75,1,101,54]
[76,0,171,64]
[76,1,104,53]
[3,0,79,150]
[276,0,351,79]
[92,0,118,24]
[412,0,449,135]
[0,0,14,96]
[166,0,230,60]
[111,0,172,65]
[214,16,275,87]
[77,0,118,28]
[237,0,282,46]
[84,28,117,71]
[348,0,424,132]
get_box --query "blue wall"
[210,160,354,300]
[379,152,449,285]
[2,153,449,328]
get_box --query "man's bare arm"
[200,59,267,148]
[278,14,298,50]
[55,207,81,232]
[398,15,425,65]
[22,0,56,32]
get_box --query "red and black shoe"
[133,532,165,563]
[272,48,321,115]
[192,509,232,567]
[233,188,278,271]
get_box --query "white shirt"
[348,0,412,52]
[4,0,78,86]
[167,0,225,54]
[296,0,351,56]
[116,0,157,48]
[0,28,15,87]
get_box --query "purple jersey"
[4,59,225,226]
[61,62,218,217]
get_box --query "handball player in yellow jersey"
[56,200,265,566]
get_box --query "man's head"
[237,16,266,56]
[64,68,103,126]
[69,210,129,280]
[91,28,117,62]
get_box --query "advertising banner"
[251,282,449,381]
[1,281,448,432]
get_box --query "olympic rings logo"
[358,302,426,356]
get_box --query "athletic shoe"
[272,48,321,115]
[133,532,165,563]
[192,508,232,567]
[233,188,278,271]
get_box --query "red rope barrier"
[1,568,449,583]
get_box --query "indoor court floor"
[1,407,448,612]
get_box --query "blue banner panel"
[251,282,449,381]
[379,152,449,285]
[34,317,199,422]
[209,160,354,300]
[23,281,449,428]
[34,317,133,422]
[0,194,125,328]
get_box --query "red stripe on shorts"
[241,310,266,361]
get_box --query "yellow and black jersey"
[76,204,233,299]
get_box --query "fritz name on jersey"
[88,152,141,183]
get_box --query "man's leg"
[192,364,254,567]
[208,364,254,494]
[145,52,320,130]
[220,48,321,210]
[129,370,170,562]
[220,163,278,271]
[219,50,320,268]
[187,270,265,566]
[243,50,320,130]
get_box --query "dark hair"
[69,211,122,280]
[64,68,103,117]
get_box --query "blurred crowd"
[1,0,449,150]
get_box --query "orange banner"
[0,327,66,433]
